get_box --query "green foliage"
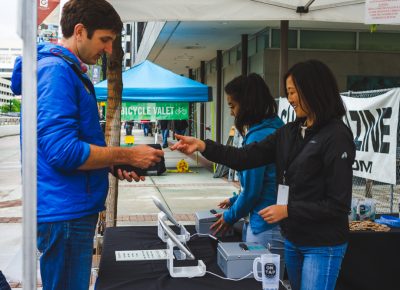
[0,99,21,113]
[370,24,378,33]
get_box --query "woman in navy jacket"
[210,74,284,273]
[173,60,355,290]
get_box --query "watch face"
[264,263,277,279]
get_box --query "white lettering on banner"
[278,89,400,184]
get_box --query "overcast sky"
[0,0,22,47]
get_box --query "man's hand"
[170,134,206,154]
[259,205,288,224]
[210,213,232,236]
[218,198,231,209]
[78,144,164,171]
[110,166,145,182]
[127,145,164,169]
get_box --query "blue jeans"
[37,214,98,290]
[284,239,348,290]
[161,129,169,147]
[174,129,186,136]
[143,124,149,136]
[244,223,285,279]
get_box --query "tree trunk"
[100,35,124,229]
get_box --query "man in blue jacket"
[11,1,164,289]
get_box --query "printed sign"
[121,102,189,121]
[115,249,169,261]
[278,88,400,184]
[365,0,400,24]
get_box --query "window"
[223,51,230,67]
[257,30,269,51]
[248,37,257,56]
[300,30,356,50]
[359,32,400,51]
[271,29,297,48]
[229,46,237,64]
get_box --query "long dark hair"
[284,59,346,127]
[225,73,277,136]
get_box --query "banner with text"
[121,102,189,121]
[278,88,400,184]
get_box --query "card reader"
[217,242,270,279]
[194,209,234,237]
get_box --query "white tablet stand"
[157,212,190,243]
[158,217,206,278]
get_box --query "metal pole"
[390,184,394,213]
[19,0,37,288]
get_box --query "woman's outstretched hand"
[170,134,206,154]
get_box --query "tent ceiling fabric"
[109,0,366,23]
[95,60,212,102]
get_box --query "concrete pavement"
[0,125,19,138]
[0,125,238,288]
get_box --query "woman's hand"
[170,134,206,154]
[210,213,231,236]
[259,205,288,223]
[218,198,231,209]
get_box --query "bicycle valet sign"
[278,88,400,185]
[121,102,189,121]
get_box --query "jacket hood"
[11,43,82,96]
[248,115,283,134]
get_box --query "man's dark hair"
[61,0,123,39]
[225,73,277,136]
[284,59,346,128]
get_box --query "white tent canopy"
[109,0,366,23]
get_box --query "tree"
[0,99,21,113]
[99,34,124,230]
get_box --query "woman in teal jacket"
[210,73,285,271]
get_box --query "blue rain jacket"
[224,116,284,234]
[11,43,108,223]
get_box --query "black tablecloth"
[336,227,400,290]
[96,225,400,290]
[96,225,276,290]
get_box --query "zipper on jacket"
[282,171,287,185]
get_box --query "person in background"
[210,73,285,275]
[172,60,355,290]
[141,120,150,136]
[11,1,163,289]
[125,120,134,135]
[173,119,188,136]
[158,120,170,148]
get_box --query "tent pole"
[19,0,38,288]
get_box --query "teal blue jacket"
[224,116,284,234]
